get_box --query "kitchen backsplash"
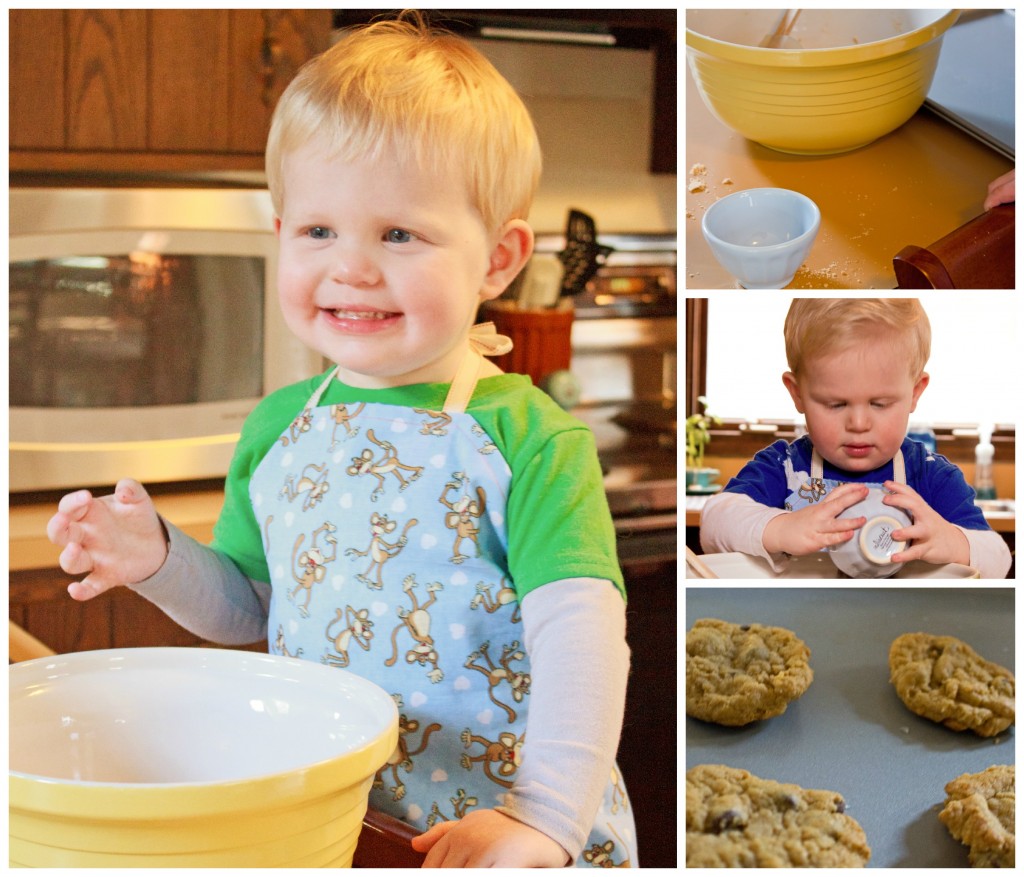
[472,38,676,234]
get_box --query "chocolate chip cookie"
[686,618,813,726]
[888,633,1015,737]
[939,764,1015,868]
[686,764,871,867]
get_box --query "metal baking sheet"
[685,587,1015,868]
[924,9,1015,160]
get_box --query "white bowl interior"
[9,648,397,785]
[704,190,818,248]
[687,9,952,50]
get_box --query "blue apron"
[249,328,637,867]
[784,447,906,513]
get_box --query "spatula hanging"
[557,209,614,301]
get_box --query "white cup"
[701,188,820,289]
[829,487,912,578]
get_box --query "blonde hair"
[784,298,931,378]
[265,11,542,234]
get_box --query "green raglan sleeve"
[210,375,323,582]
[498,397,625,602]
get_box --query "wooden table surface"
[684,63,1014,290]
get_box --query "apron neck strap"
[306,366,339,410]
[305,322,513,414]
[810,447,906,483]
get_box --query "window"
[700,294,1016,429]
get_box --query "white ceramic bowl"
[701,187,820,288]
[829,487,913,578]
[9,647,399,867]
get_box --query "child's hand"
[46,478,168,601]
[762,482,870,557]
[881,481,970,567]
[983,169,1015,210]
[410,809,569,868]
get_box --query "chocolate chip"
[739,624,751,631]
[708,809,746,833]
[776,792,800,810]
[834,797,846,813]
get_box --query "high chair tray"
[685,587,1014,868]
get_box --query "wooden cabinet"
[9,565,265,655]
[9,9,333,174]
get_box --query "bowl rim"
[9,647,399,813]
[685,9,960,67]
[701,187,821,253]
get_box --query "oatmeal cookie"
[686,618,813,726]
[686,764,871,867]
[939,765,1015,867]
[888,633,1015,737]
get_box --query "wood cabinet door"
[66,10,148,150]
[10,9,66,150]
[227,10,334,154]
[11,9,332,170]
[148,9,331,155]
[148,9,231,152]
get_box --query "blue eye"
[386,228,414,244]
[307,226,333,240]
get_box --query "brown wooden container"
[481,299,574,386]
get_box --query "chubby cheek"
[804,411,840,447]
[276,261,316,313]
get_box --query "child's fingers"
[55,489,94,519]
[58,541,93,576]
[818,526,859,548]
[67,574,113,602]
[410,819,456,853]
[114,478,149,505]
[825,482,870,512]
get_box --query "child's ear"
[481,220,534,302]
[909,371,929,411]
[782,371,805,413]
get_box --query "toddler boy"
[47,13,636,868]
[701,298,1011,578]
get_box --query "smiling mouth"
[327,308,399,320]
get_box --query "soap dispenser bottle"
[973,427,996,501]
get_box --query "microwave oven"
[9,186,324,493]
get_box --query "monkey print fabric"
[248,368,635,867]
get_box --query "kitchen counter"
[684,65,1014,289]
[9,489,224,572]
[10,402,677,571]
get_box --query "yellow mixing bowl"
[9,647,398,867]
[686,9,961,154]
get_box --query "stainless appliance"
[9,187,324,493]
[538,231,677,568]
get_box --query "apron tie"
[467,321,513,357]
[444,323,514,414]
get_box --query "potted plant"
[685,397,721,493]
